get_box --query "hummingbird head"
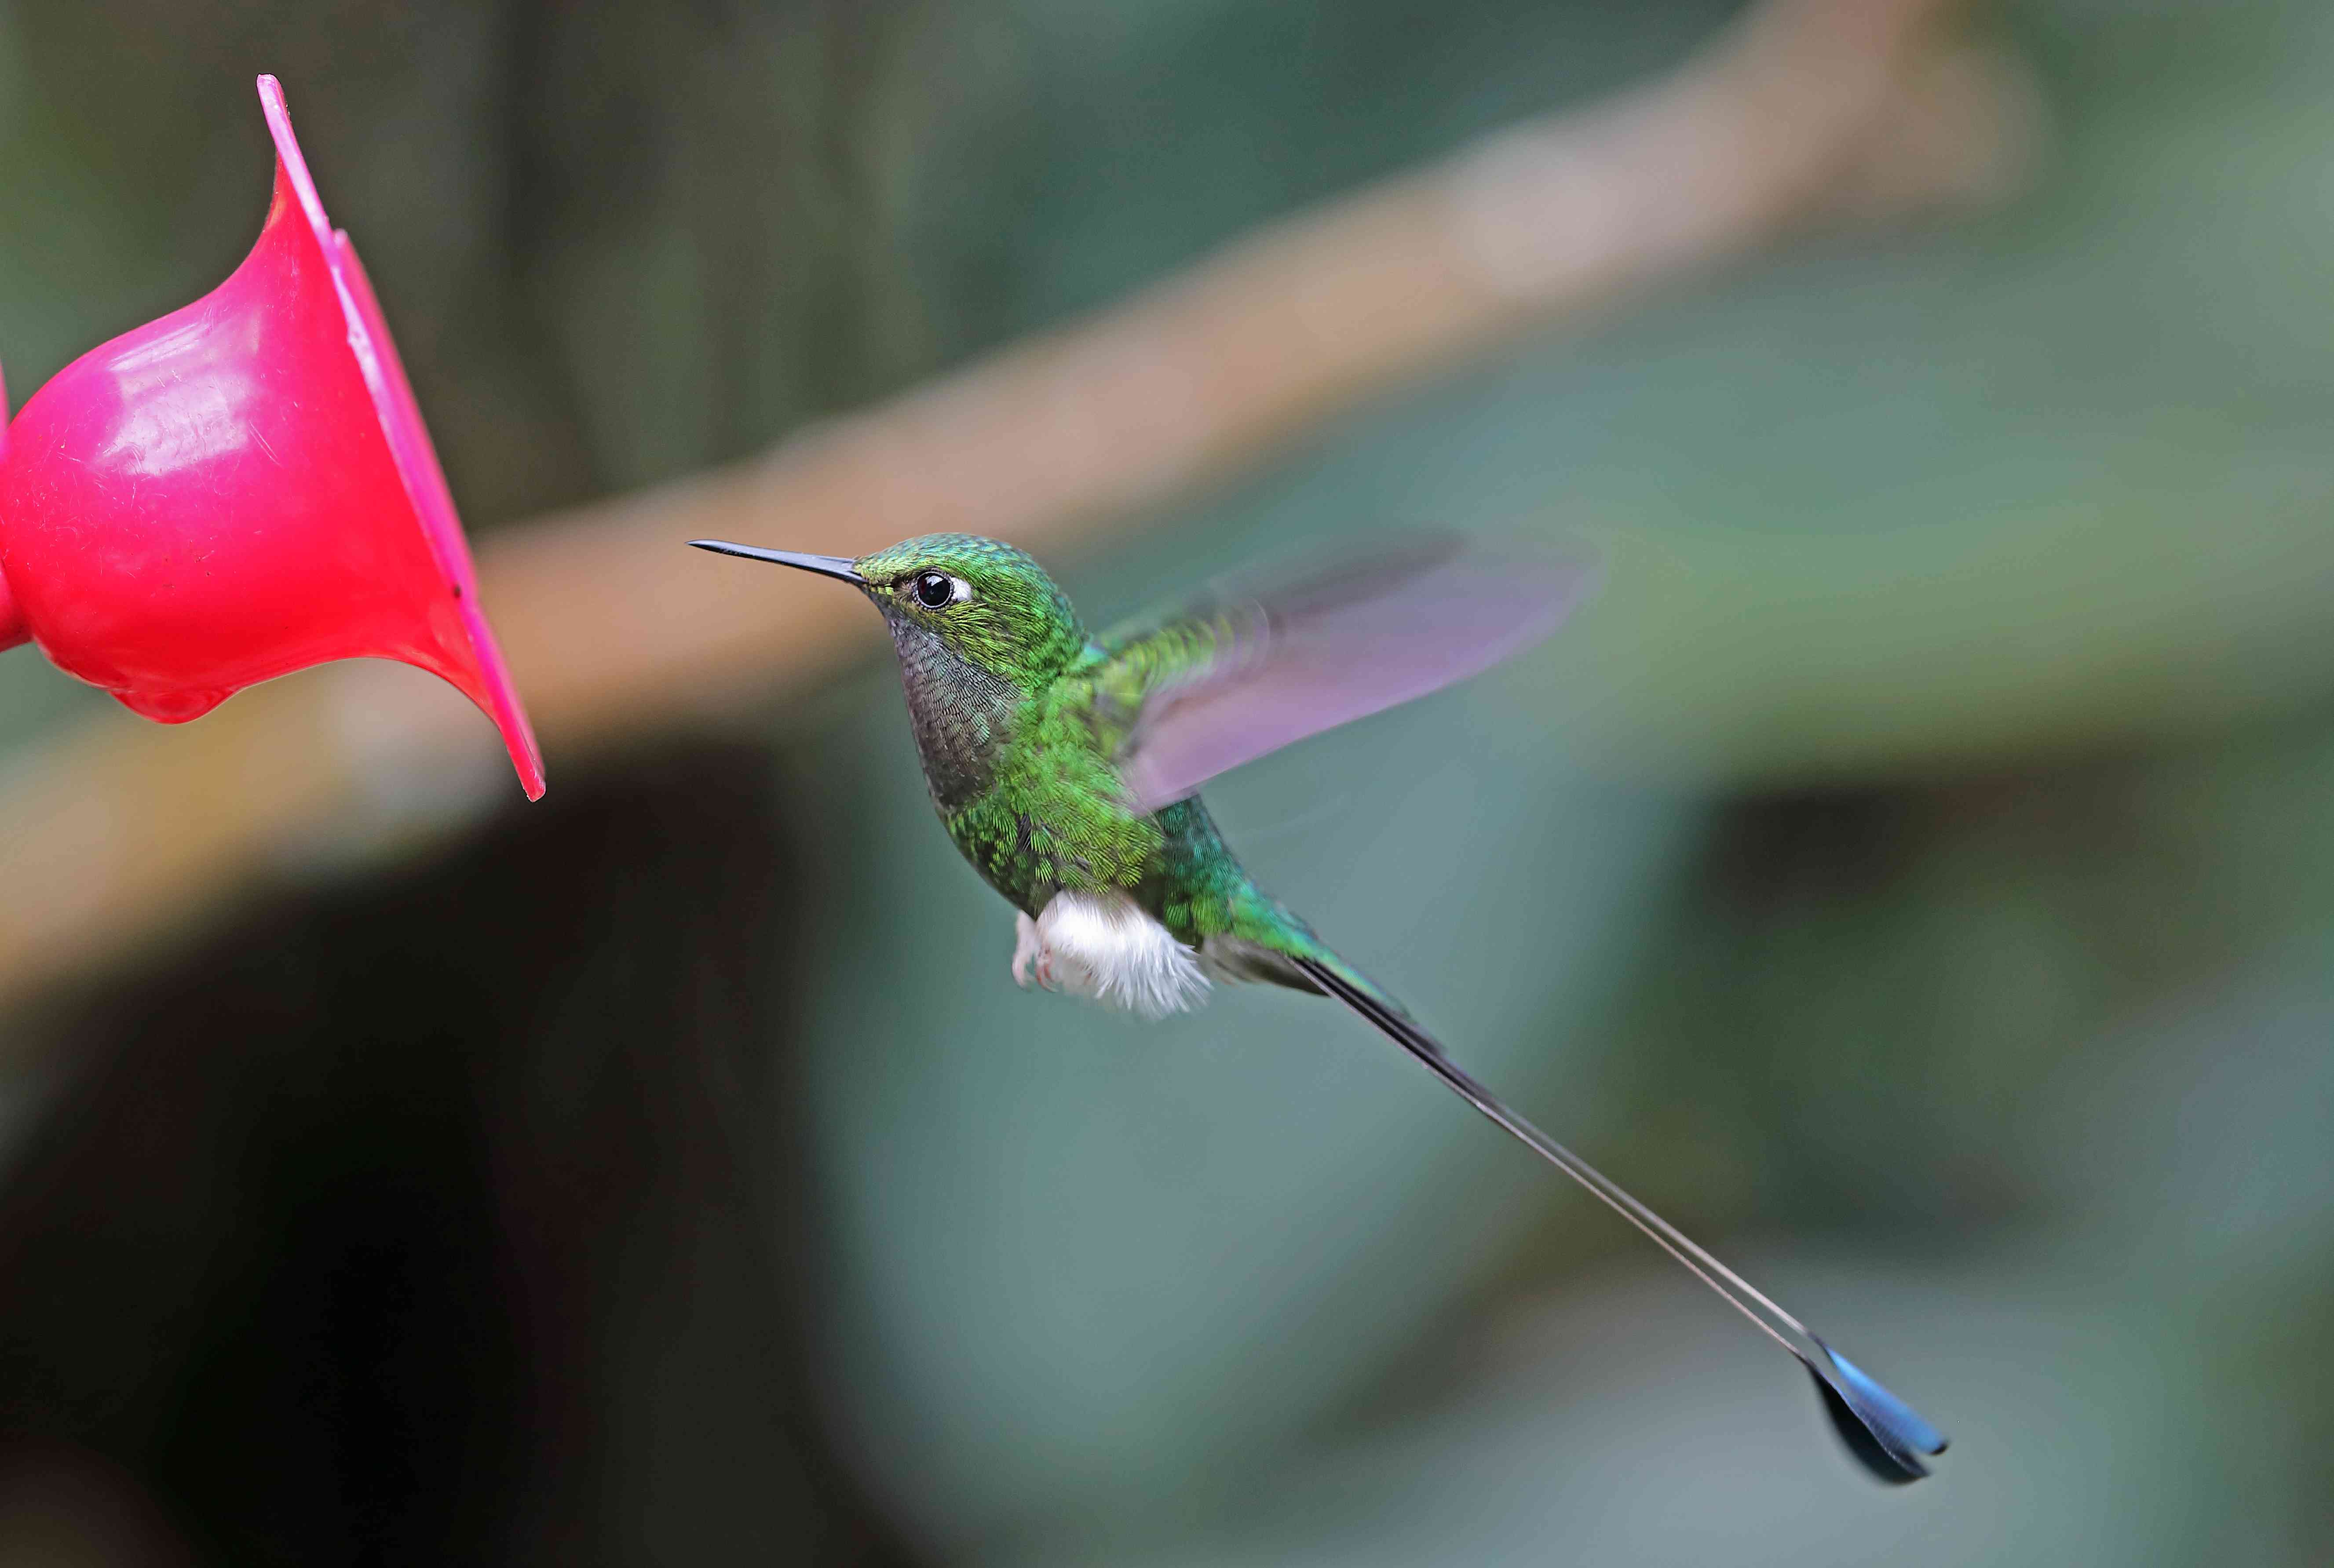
[689,532,1088,689]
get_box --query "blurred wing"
[1093,536,1598,813]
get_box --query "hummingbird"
[691,530,1947,1483]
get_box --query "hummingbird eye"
[913,571,968,609]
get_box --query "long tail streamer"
[1293,957,1947,1483]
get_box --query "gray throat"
[884,618,1019,813]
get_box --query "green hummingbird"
[691,530,1947,1483]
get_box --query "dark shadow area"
[0,744,915,1567]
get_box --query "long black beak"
[688,539,866,584]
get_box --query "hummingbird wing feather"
[1092,536,1597,814]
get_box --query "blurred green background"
[2,0,2332,1563]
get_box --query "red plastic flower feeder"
[0,76,544,799]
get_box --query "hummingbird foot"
[1011,911,1074,993]
[1012,912,1045,989]
[1018,889,1209,1019]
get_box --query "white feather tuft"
[1024,889,1210,1019]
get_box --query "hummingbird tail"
[1290,954,1948,1484]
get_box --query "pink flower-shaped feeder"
[0,76,544,799]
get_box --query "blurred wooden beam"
[0,0,2038,1024]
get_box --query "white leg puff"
[1015,889,1209,1019]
